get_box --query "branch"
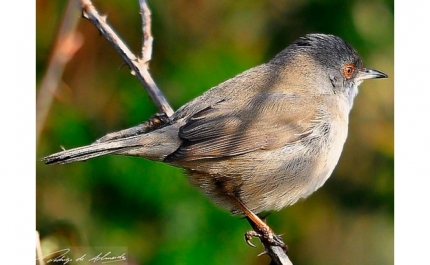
[259,237,293,265]
[80,0,174,117]
[265,245,293,265]
[139,0,153,65]
[36,0,83,145]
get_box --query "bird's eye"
[343,64,355,79]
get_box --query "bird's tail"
[42,126,181,165]
[41,137,142,165]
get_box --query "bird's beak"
[357,68,388,80]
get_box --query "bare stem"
[139,0,154,65]
[80,0,174,116]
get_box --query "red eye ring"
[343,63,355,79]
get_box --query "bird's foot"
[244,227,288,253]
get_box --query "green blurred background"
[36,0,394,264]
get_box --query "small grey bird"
[42,33,387,246]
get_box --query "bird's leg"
[228,194,287,251]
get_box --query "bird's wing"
[164,91,318,162]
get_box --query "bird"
[42,33,388,248]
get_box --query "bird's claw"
[245,230,261,247]
[244,230,288,253]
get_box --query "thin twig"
[36,0,83,145]
[80,0,174,117]
[259,237,293,265]
[139,0,153,65]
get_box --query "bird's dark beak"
[357,68,388,80]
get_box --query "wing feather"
[165,92,318,162]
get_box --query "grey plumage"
[42,34,387,215]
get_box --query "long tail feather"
[41,139,140,165]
